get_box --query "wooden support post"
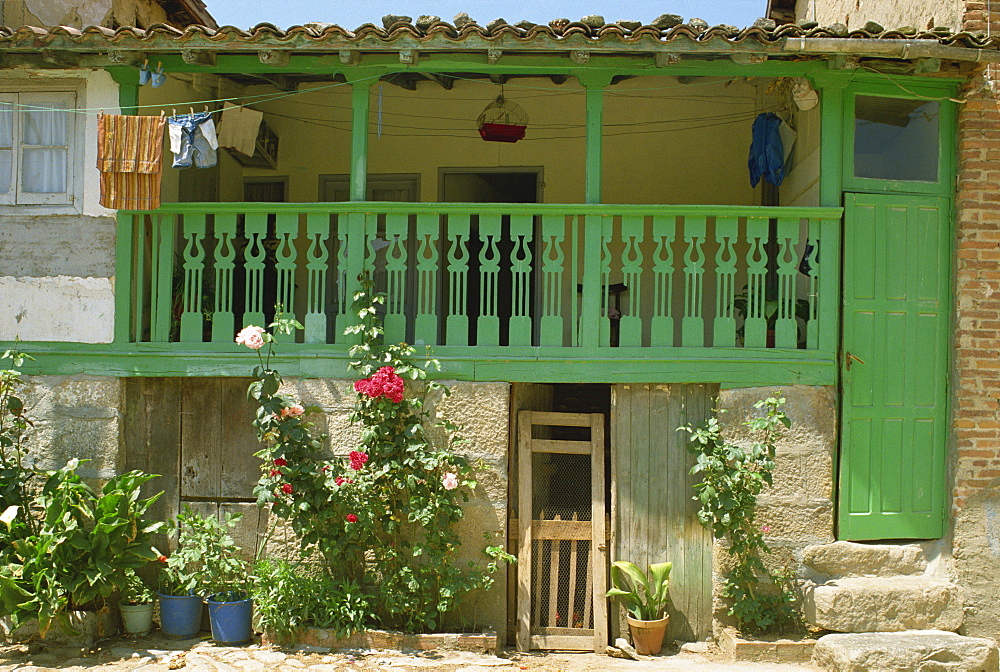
[349,78,372,202]
[113,212,134,343]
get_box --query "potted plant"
[119,569,155,636]
[606,560,672,655]
[192,510,253,645]
[153,507,211,639]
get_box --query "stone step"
[813,631,999,672]
[801,576,963,633]
[804,540,927,578]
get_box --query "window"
[854,95,939,183]
[0,91,76,205]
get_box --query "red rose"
[281,483,293,494]
[273,458,287,467]
[157,555,168,563]
[346,513,358,523]
[349,451,369,471]
[269,469,282,477]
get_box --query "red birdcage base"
[479,123,526,143]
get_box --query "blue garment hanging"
[748,112,785,187]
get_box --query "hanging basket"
[477,95,528,143]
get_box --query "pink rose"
[442,472,459,490]
[761,524,771,533]
[235,325,265,350]
[285,404,304,418]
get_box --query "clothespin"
[189,106,194,115]
[203,105,209,113]
[172,108,177,117]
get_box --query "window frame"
[0,88,80,207]
[841,80,956,197]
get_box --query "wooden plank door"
[612,383,714,642]
[516,411,607,652]
[839,194,950,540]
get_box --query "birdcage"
[477,95,528,143]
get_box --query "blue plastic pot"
[206,591,253,645]
[157,592,203,638]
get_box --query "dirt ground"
[0,634,819,671]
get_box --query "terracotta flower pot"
[626,614,670,655]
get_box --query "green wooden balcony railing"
[111,202,842,384]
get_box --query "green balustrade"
[117,203,842,369]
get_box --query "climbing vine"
[240,275,512,632]
[680,395,801,635]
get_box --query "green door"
[839,193,950,540]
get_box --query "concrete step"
[813,631,999,672]
[804,540,927,578]
[801,576,963,633]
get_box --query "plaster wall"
[793,0,964,31]
[780,97,820,208]
[715,385,837,629]
[184,75,786,207]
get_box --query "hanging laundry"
[168,111,218,169]
[747,112,785,187]
[217,102,262,157]
[96,113,166,210]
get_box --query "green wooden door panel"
[839,193,950,541]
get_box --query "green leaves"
[679,394,800,635]
[607,560,672,621]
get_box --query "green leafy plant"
[0,346,37,552]
[121,569,155,606]
[154,506,248,598]
[679,395,801,635]
[252,559,372,644]
[0,460,163,635]
[606,561,672,621]
[238,273,513,632]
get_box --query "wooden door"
[123,377,269,559]
[516,411,607,652]
[839,194,950,540]
[611,383,714,642]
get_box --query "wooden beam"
[255,74,296,91]
[349,78,370,201]
[610,75,635,86]
[421,72,454,89]
[380,73,417,90]
[548,74,569,85]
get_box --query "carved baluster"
[242,212,268,329]
[179,214,206,342]
[509,214,533,346]
[539,215,566,347]
[303,213,329,343]
[384,212,409,343]
[477,214,501,346]
[681,215,706,347]
[774,217,800,349]
[446,213,470,345]
[650,215,675,347]
[273,212,298,317]
[414,213,439,344]
[211,213,237,343]
[619,215,644,347]
[743,216,769,348]
[713,216,738,347]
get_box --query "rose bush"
[239,276,512,632]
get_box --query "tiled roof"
[0,16,995,52]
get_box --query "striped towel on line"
[97,113,166,210]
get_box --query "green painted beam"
[107,67,139,115]
[2,341,836,385]
[113,213,134,343]
[121,202,843,218]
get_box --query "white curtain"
[0,102,12,196]
[21,102,67,194]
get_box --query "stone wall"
[715,385,837,629]
[0,0,172,29]
[19,375,122,481]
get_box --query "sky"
[202,1,769,31]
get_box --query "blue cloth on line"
[748,112,785,187]
[168,112,218,169]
